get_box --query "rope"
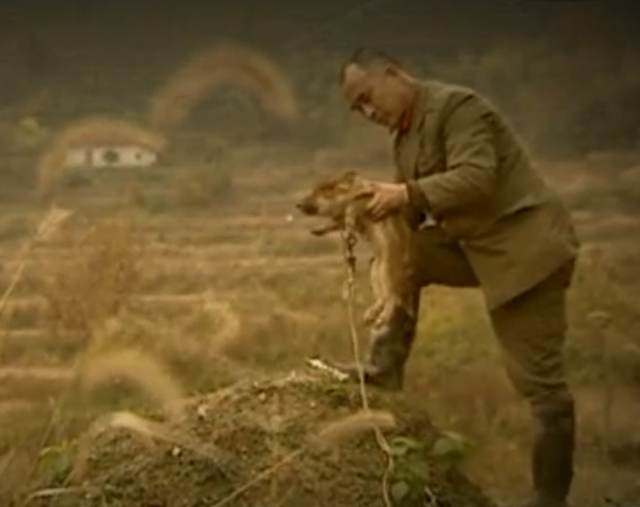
[339,227,395,507]
[339,227,437,507]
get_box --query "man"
[322,47,580,507]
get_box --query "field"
[0,142,640,506]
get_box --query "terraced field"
[1,157,640,505]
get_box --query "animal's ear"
[344,183,375,201]
[335,170,362,192]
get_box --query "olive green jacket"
[394,80,580,309]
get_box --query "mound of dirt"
[30,371,499,507]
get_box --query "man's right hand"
[366,182,409,221]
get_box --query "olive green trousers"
[368,225,576,419]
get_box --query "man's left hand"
[366,182,409,220]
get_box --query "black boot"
[521,402,575,507]
[319,306,417,391]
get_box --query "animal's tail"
[148,42,299,131]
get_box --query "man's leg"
[489,260,576,507]
[324,226,479,390]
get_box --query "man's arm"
[405,94,498,217]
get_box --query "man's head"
[340,47,417,131]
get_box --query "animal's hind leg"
[363,256,385,326]
[374,255,404,329]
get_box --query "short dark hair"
[339,46,403,83]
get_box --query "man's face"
[341,63,406,131]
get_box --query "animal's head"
[295,170,374,220]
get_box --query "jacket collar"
[395,81,432,139]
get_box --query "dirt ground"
[22,372,501,507]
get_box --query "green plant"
[431,430,474,468]
[38,441,73,485]
[388,436,430,505]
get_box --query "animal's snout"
[296,200,317,215]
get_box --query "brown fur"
[296,171,416,328]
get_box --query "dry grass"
[199,292,242,353]
[0,207,73,360]
[148,42,298,131]
[309,409,397,450]
[35,116,165,199]
[39,218,144,341]
[0,224,200,503]
[76,348,187,423]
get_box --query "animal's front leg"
[363,256,385,326]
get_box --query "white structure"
[64,145,158,169]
